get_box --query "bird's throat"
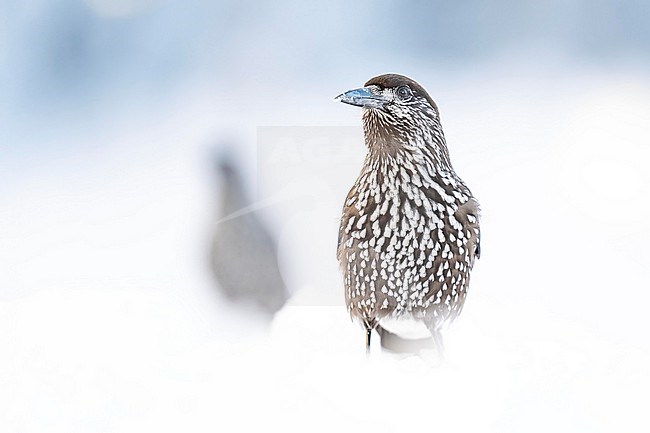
[362,108,453,173]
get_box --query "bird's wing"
[336,185,362,263]
[455,197,481,261]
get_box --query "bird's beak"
[335,87,388,109]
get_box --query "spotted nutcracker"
[335,74,481,353]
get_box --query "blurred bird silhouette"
[210,149,289,315]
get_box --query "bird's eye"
[396,86,412,100]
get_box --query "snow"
[3,294,647,431]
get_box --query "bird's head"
[336,74,444,157]
[336,74,438,114]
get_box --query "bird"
[335,74,481,355]
[210,149,289,315]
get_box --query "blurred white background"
[1,1,649,432]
